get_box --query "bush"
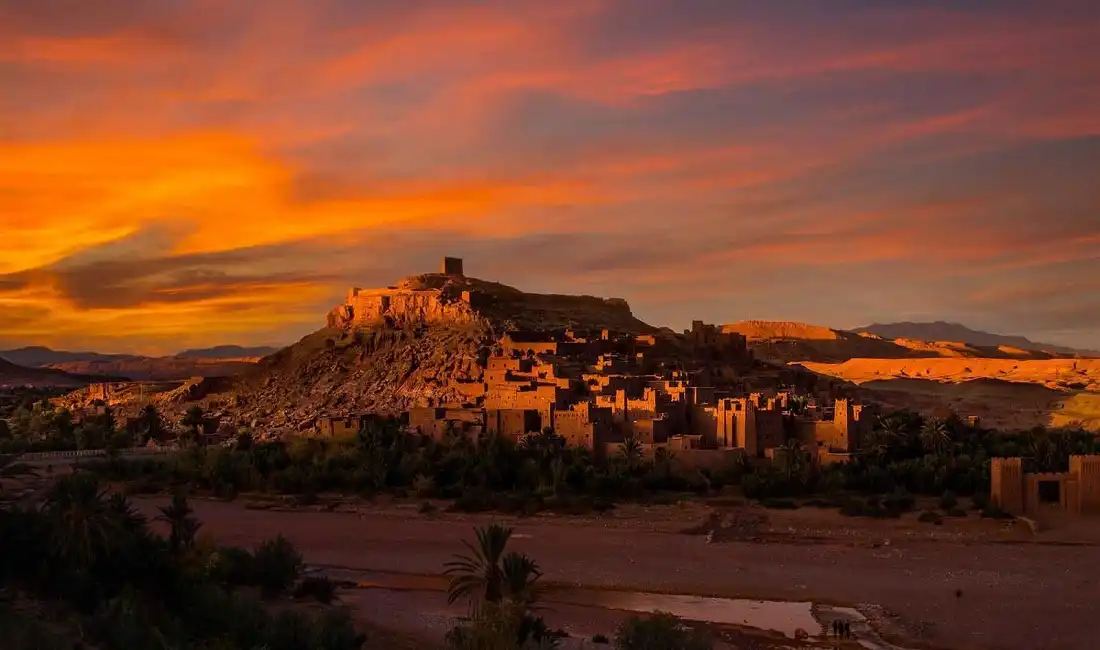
[970,493,989,510]
[253,535,303,598]
[450,489,492,513]
[413,474,437,498]
[980,505,1014,520]
[917,511,943,525]
[207,546,256,588]
[614,612,711,650]
[946,507,967,518]
[803,498,835,508]
[593,633,610,644]
[418,500,437,514]
[760,499,799,510]
[883,491,915,513]
[839,498,868,517]
[939,490,958,511]
[294,576,338,604]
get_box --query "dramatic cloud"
[1,0,1098,353]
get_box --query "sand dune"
[798,358,1100,430]
[797,358,1100,389]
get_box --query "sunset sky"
[1,0,1098,355]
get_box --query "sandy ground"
[797,358,1100,431]
[133,497,1100,650]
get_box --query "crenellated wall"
[328,287,480,329]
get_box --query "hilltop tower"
[442,256,464,276]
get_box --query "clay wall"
[631,415,672,444]
[486,409,541,439]
[330,286,477,329]
[444,408,484,424]
[689,405,718,441]
[990,457,1024,514]
[454,381,487,401]
[314,416,361,438]
[1069,455,1100,513]
[409,407,446,435]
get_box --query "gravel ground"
[136,498,1100,650]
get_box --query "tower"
[442,256,464,276]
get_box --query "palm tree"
[44,473,124,571]
[920,418,952,455]
[445,524,541,613]
[180,406,206,445]
[138,404,163,444]
[156,490,201,554]
[618,436,644,471]
[777,438,806,484]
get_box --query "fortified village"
[58,257,1100,517]
[312,257,872,468]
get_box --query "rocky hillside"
[72,271,657,430]
[723,320,1060,364]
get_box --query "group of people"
[831,619,854,639]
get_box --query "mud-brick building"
[991,455,1100,516]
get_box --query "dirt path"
[136,498,1100,650]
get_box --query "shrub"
[207,546,256,588]
[760,498,799,510]
[803,498,835,508]
[253,535,304,598]
[294,576,338,604]
[980,505,1014,520]
[418,500,437,514]
[917,511,943,525]
[970,493,989,510]
[946,507,967,518]
[593,633,610,644]
[614,612,711,650]
[883,491,915,513]
[939,490,958,511]
[413,474,437,498]
[451,488,492,513]
[839,498,868,517]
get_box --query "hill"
[0,346,141,366]
[0,357,122,388]
[0,346,269,381]
[857,321,1095,357]
[59,264,756,430]
[176,345,281,360]
[721,320,1060,364]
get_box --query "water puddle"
[310,565,916,649]
[555,589,818,638]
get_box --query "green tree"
[614,612,711,650]
[253,534,303,598]
[156,490,200,555]
[181,406,206,445]
[138,404,163,443]
[43,473,127,572]
[618,436,645,471]
[777,438,806,485]
[445,524,541,613]
[920,418,952,455]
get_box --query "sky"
[1,0,1098,355]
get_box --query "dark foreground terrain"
[133,498,1098,650]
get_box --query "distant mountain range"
[0,357,125,388]
[176,345,281,359]
[856,322,1097,357]
[0,345,282,382]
